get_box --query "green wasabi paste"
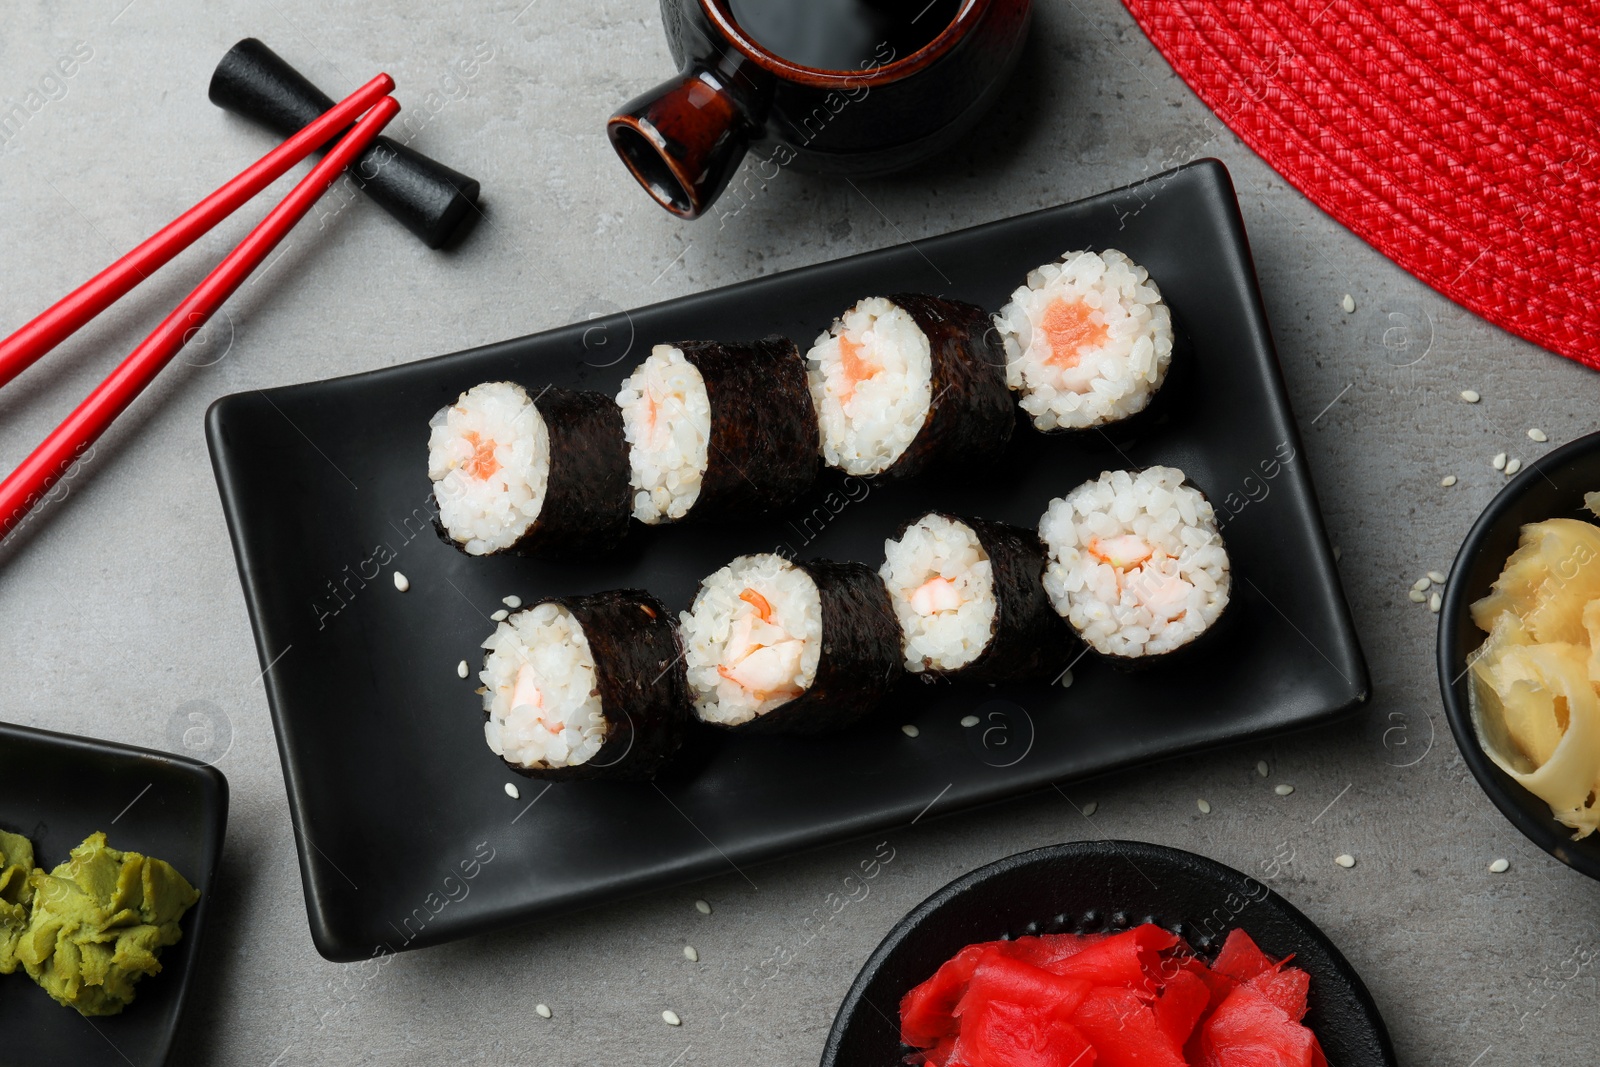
[0,828,34,974]
[16,831,200,1016]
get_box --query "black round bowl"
[821,840,1395,1067]
[1437,429,1600,880]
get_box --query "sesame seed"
[505,782,520,799]
[1440,475,1457,487]
[695,899,712,915]
[490,609,510,622]
[1340,294,1355,313]
[1275,784,1295,796]
[1505,458,1522,476]
[1059,669,1074,688]
[683,945,699,962]
[474,686,488,695]
[662,1010,682,1027]
[457,660,469,679]
[1408,589,1427,603]
[535,1003,552,1019]
[1256,760,1270,777]
[1412,577,1431,592]
[1489,858,1510,873]
[503,595,523,608]
[1461,389,1481,403]
[1429,592,1442,613]
[1428,570,1447,584]
[1492,452,1506,470]
[393,571,410,592]
[901,724,920,737]
[960,715,980,728]
[1197,799,1212,814]
[1528,428,1548,443]
[1335,854,1356,868]
[1332,546,1342,561]
[1082,801,1098,817]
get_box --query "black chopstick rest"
[209,38,481,250]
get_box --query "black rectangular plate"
[207,159,1367,962]
[0,721,227,1065]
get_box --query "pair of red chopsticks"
[0,75,402,540]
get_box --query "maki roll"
[429,382,631,556]
[880,512,1073,682]
[680,553,902,734]
[994,249,1174,432]
[1039,467,1230,661]
[480,589,688,780]
[616,339,818,524]
[805,294,1012,480]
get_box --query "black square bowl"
[0,721,228,1066]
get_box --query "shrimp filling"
[481,603,607,769]
[682,554,823,725]
[1087,535,1192,621]
[806,297,933,476]
[715,598,806,703]
[881,514,998,673]
[617,345,713,524]
[428,381,551,556]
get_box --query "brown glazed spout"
[610,0,1032,221]
[607,58,771,220]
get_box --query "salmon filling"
[1040,298,1110,371]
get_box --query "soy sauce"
[726,0,963,72]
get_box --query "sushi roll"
[880,512,1073,682]
[680,553,902,734]
[428,382,631,556]
[805,294,1013,480]
[616,339,818,524]
[1039,467,1230,661]
[994,249,1174,432]
[480,589,688,780]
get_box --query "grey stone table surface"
[2,1,1596,1064]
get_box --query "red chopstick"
[0,72,396,392]
[0,95,401,540]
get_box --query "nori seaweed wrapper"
[434,384,631,557]
[896,513,1076,683]
[498,589,689,781]
[725,559,903,736]
[881,293,1014,481]
[675,337,819,519]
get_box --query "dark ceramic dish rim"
[820,839,1397,1067]
[0,719,229,1066]
[700,0,994,84]
[1436,428,1600,881]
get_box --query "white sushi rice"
[880,514,997,672]
[1040,467,1229,658]
[995,249,1173,431]
[805,297,933,476]
[428,382,550,556]
[680,554,822,726]
[480,603,607,769]
[616,345,713,523]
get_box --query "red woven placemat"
[1121,0,1600,368]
